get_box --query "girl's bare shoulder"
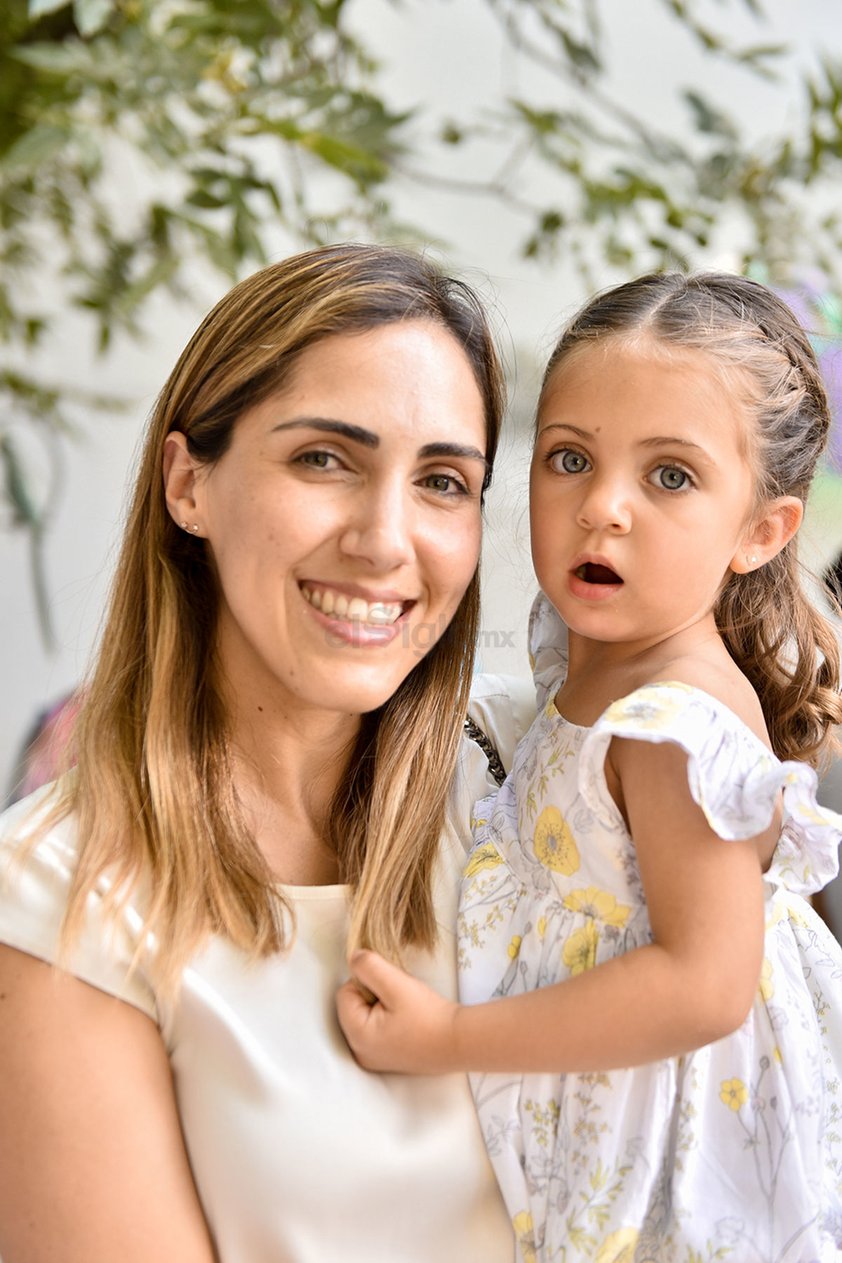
[646,651,770,748]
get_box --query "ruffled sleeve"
[578,681,842,897]
[528,591,569,710]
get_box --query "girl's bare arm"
[337,739,767,1075]
[0,945,216,1263]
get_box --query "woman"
[0,244,533,1262]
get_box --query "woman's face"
[169,320,488,722]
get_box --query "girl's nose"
[339,482,415,570]
[576,477,632,533]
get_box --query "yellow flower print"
[758,957,774,1002]
[604,686,690,731]
[720,1078,748,1111]
[774,1046,783,1064]
[767,900,786,928]
[562,921,600,975]
[512,1210,537,1263]
[537,915,547,940]
[508,935,523,960]
[563,885,631,927]
[464,841,504,878]
[533,806,580,874]
[595,1227,640,1263]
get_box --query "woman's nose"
[576,476,632,533]
[339,481,416,570]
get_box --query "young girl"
[337,272,842,1262]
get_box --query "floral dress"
[459,596,842,1263]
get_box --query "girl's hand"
[336,949,460,1075]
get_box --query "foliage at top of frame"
[4,0,842,644]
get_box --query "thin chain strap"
[463,716,507,787]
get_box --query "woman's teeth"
[303,586,404,625]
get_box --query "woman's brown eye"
[298,450,335,468]
[424,473,467,495]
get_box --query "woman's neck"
[227,695,362,886]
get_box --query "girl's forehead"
[539,335,756,424]
[536,337,760,461]
[544,332,720,383]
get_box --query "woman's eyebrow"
[418,441,487,465]
[270,424,487,467]
[271,417,379,447]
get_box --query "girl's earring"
[746,554,758,568]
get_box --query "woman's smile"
[187,318,488,718]
[300,582,413,628]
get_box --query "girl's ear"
[163,431,205,533]
[729,496,804,575]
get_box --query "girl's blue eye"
[551,448,590,474]
[655,465,690,491]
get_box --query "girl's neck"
[558,617,729,727]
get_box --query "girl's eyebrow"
[638,435,716,466]
[538,422,713,462]
[639,435,705,451]
[271,417,379,447]
[537,422,591,438]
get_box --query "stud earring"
[746,554,758,567]
[180,521,200,535]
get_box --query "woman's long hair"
[33,243,505,991]
[541,271,842,767]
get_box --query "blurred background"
[2,1,841,902]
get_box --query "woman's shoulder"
[0,781,78,875]
[469,670,536,727]
[0,783,158,1021]
[468,673,536,766]
[447,674,536,833]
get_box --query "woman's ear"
[163,431,204,534]
[729,495,804,575]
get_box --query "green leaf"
[11,41,91,73]
[0,430,44,529]
[2,124,70,170]
[299,131,388,183]
[684,90,737,139]
[185,189,227,210]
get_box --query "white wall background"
[2,0,841,796]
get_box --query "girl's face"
[530,339,761,653]
[167,320,488,722]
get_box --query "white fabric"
[0,673,534,1263]
[460,601,842,1262]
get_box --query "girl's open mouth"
[574,563,622,585]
